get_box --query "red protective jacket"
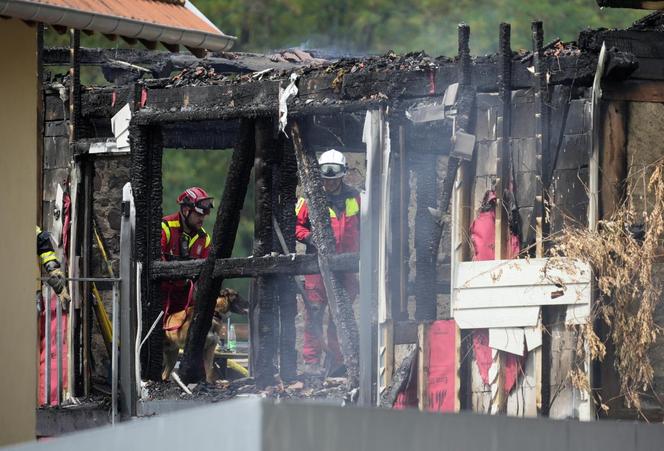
[295,184,361,255]
[160,212,211,314]
[295,184,361,365]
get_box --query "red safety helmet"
[177,187,214,215]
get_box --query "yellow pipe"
[226,359,249,378]
[93,225,114,278]
[91,282,114,354]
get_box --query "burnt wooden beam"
[43,47,311,74]
[126,54,596,125]
[161,119,240,150]
[130,124,164,381]
[151,252,359,280]
[291,121,360,388]
[495,23,512,261]
[599,100,628,218]
[379,344,417,407]
[603,80,664,102]
[413,151,437,321]
[276,137,299,382]
[532,21,548,258]
[69,29,82,143]
[253,117,278,387]
[429,24,476,272]
[179,118,255,383]
[596,0,664,9]
[134,95,386,125]
[532,21,549,417]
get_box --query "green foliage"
[195,0,645,55]
[162,148,255,298]
[43,2,646,60]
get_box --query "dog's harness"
[163,280,195,332]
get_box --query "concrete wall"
[0,19,37,446]
[7,399,664,451]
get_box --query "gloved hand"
[47,268,67,294]
[58,286,71,312]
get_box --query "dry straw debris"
[551,159,664,409]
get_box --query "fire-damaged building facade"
[31,4,664,437]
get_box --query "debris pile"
[142,376,349,404]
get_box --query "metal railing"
[40,276,121,425]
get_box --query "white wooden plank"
[470,354,491,414]
[549,321,581,420]
[489,328,525,355]
[456,258,590,289]
[455,306,540,329]
[565,303,591,325]
[524,326,542,351]
[454,283,590,309]
[507,349,538,417]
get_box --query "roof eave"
[0,0,236,53]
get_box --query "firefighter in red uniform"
[36,226,70,309]
[160,187,214,317]
[295,149,360,376]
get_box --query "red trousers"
[302,273,358,366]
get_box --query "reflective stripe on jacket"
[295,184,360,254]
[36,226,60,269]
[160,212,211,261]
[160,212,211,314]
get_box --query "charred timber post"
[429,24,475,274]
[291,121,360,388]
[69,29,86,392]
[532,21,547,258]
[130,124,164,380]
[414,155,438,321]
[179,119,255,383]
[277,138,298,381]
[151,253,359,280]
[532,20,552,417]
[253,117,278,387]
[432,24,474,222]
[69,29,81,143]
[495,23,512,260]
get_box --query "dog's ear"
[215,295,230,314]
[229,292,249,315]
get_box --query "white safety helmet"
[318,149,347,179]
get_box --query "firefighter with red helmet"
[160,187,214,316]
[295,149,360,376]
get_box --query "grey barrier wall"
[8,399,664,451]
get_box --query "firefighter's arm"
[37,229,60,273]
[295,198,313,244]
[37,228,69,307]
[160,221,170,260]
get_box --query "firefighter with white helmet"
[295,149,360,377]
